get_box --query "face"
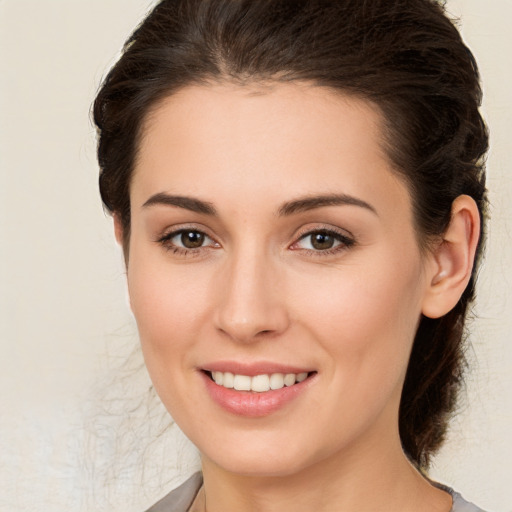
[126,83,432,477]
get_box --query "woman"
[94,0,488,510]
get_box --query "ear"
[421,195,481,319]
[113,213,124,246]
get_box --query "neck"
[195,430,451,512]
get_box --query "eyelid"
[167,230,216,246]
[292,223,355,242]
[289,224,356,252]
[155,224,221,252]
[156,223,216,240]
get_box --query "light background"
[0,1,510,511]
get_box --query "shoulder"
[144,473,203,512]
[449,488,487,512]
[144,474,488,512]
[431,480,487,512]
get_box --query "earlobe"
[421,195,481,319]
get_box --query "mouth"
[203,370,316,393]
[200,367,317,417]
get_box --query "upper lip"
[201,361,314,376]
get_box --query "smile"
[209,371,309,392]
[202,367,316,417]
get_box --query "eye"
[176,230,207,249]
[292,229,354,253]
[158,228,218,252]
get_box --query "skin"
[119,82,479,512]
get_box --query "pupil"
[181,231,204,248]
[311,232,334,250]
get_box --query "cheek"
[126,259,218,425]
[291,249,425,390]
[126,247,211,379]
[129,269,190,343]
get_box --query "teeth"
[251,374,270,392]
[284,373,296,387]
[223,372,234,388]
[233,375,251,391]
[210,371,309,392]
[270,373,284,390]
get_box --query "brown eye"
[158,228,217,252]
[292,228,354,253]
[310,232,336,250]
[180,230,205,248]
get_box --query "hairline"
[121,77,434,256]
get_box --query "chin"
[196,432,328,479]
[208,453,312,478]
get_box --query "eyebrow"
[277,193,377,216]
[142,192,377,217]
[142,193,217,215]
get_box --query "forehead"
[132,82,410,219]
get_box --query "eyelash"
[156,226,355,257]
[290,226,355,256]
[156,227,219,257]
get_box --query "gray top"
[146,473,203,512]
[145,473,486,512]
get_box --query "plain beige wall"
[0,1,510,511]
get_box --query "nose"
[213,248,290,343]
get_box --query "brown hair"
[94,0,488,468]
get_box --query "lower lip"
[201,371,315,417]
